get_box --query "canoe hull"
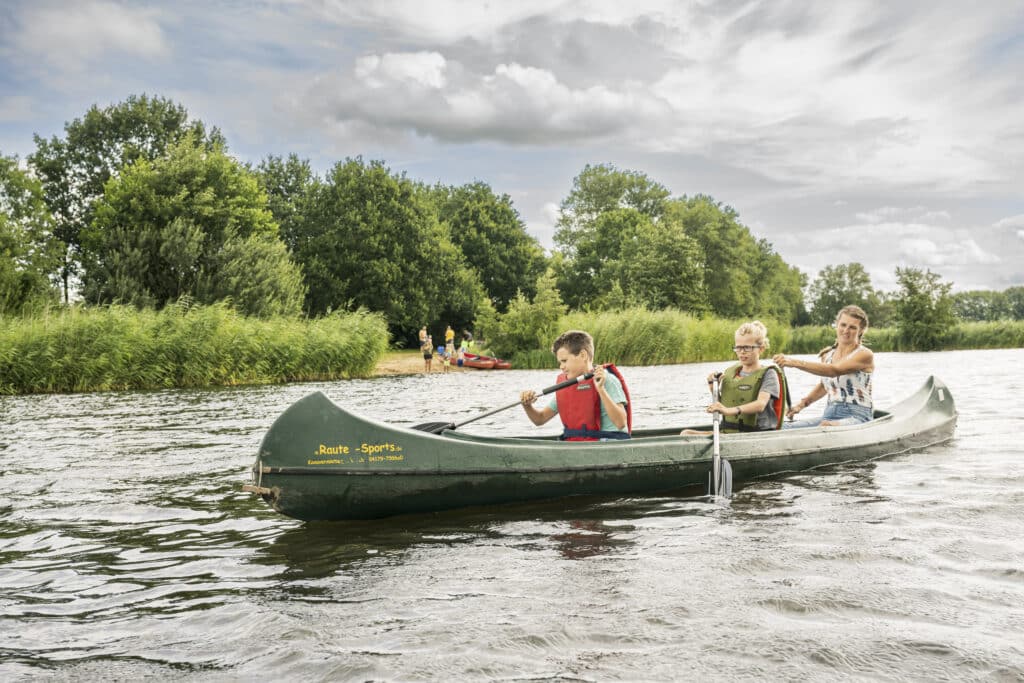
[247,377,957,521]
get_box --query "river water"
[1,349,1022,681]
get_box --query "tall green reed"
[508,308,790,368]
[0,303,388,395]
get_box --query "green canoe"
[244,376,957,521]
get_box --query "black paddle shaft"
[412,371,595,434]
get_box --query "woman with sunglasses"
[773,304,874,428]
[682,320,784,435]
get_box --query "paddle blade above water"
[411,421,455,434]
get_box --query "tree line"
[2,94,1021,352]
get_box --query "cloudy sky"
[2,0,1023,292]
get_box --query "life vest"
[555,364,632,441]
[719,363,787,431]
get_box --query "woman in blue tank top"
[773,305,874,428]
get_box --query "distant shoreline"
[374,350,470,376]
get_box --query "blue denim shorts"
[784,401,873,429]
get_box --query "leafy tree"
[1005,286,1024,320]
[433,181,547,312]
[666,195,760,318]
[556,163,670,240]
[555,204,708,313]
[951,289,1010,322]
[295,157,483,340]
[753,238,807,324]
[29,94,223,302]
[893,267,956,350]
[83,137,304,316]
[807,263,881,325]
[0,154,61,313]
[868,292,897,329]
[254,154,317,254]
[553,167,804,319]
[554,164,671,308]
[487,269,567,358]
[195,234,306,317]
[617,215,708,312]
[556,207,647,309]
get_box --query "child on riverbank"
[421,334,433,372]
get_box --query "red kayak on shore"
[462,352,510,369]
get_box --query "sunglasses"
[732,345,761,352]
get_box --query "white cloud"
[995,214,1024,230]
[1,0,1021,290]
[542,201,560,225]
[856,206,951,224]
[10,1,168,72]
[355,52,448,89]
[308,55,669,145]
[855,206,906,223]
[293,2,1023,199]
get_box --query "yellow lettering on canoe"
[316,444,351,456]
[359,442,403,455]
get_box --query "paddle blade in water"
[719,458,733,498]
[707,457,733,499]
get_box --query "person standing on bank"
[773,305,874,428]
[421,334,434,373]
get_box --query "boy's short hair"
[552,330,594,360]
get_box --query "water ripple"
[2,350,1024,678]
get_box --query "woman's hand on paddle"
[520,390,538,405]
[707,401,729,415]
[787,400,807,419]
[773,353,790,367]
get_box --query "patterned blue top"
[822,345,873,408]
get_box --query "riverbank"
[375,350,469,375]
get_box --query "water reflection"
[551,520,627,560]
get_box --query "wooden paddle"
[412,372,595,435]
[709,374,734,498]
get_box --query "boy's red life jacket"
[554,364,632,441]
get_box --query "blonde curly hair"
[735,320,769,350]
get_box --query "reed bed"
[784,321,1024,354]
[783,325,900,354]
[504,310,1024,369]
[938,320,1024,350]
[0,303,388,395]
[508,309,790,368]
